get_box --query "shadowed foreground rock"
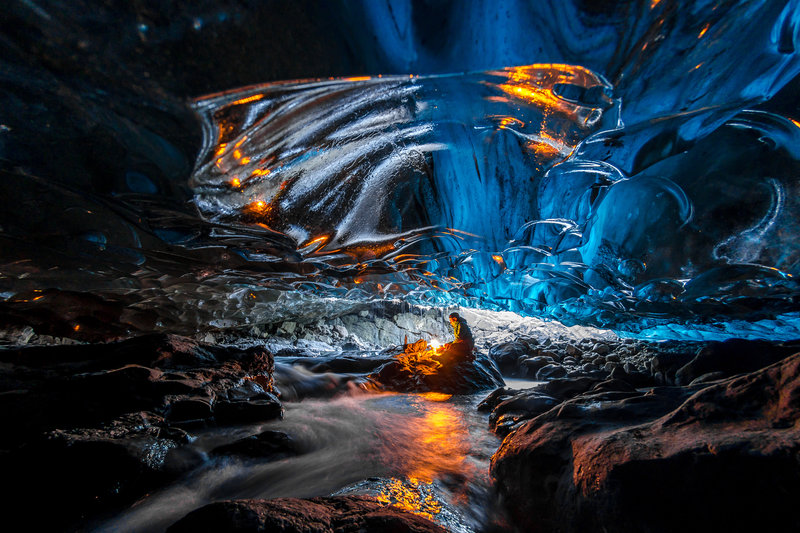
[167,495,448,533]
[368,352,504,394]
[0,334,279,528]
[491,351,800,533]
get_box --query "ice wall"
[2,0,800,341]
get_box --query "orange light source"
[73,324,81,332]
[492,254,505,265]
[240,157,251,165]
[304,235,330,249]
[343,76,372,82]
[233,149,242,159]
[698,23,710,38]
[244,200,271,216]
[231,94,265,105]
[230,177,241,188]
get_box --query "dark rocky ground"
[483,336,800,533]
[1,331,798,532]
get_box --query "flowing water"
[95,361,506,532]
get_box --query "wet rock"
[590,378,638,394]
[5,412,200,529]
[477,387,515,412]
[674,338,799,385]
[211,430,297,460]
[214,394,283,425]
[649,350,694,384]
[492,352,800,533]
[168,495,448,533]
[603,361,618,372]
[535,364,567,380]
[538,377,599,400]
[488,341,534,376]
[563,345,580,357]
[367,353,504,394]
[274,364,365,401]
[520,355,555,377]
[489,391,560,435]
[165,396,214,423]
[593,343,611,356]
[0,335,279,529]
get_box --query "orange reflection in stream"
[376,392,473,520]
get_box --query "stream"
[94,358,533,532]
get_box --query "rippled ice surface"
[4,1,800,342]
[185,61,800,340]
[96,388,501,533]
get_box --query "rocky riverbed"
[1,327,798,532]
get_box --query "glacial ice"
[2,0,800,342]
[188,58,800,340]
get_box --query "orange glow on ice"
[230,94,265,105]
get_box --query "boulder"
[674,338,799,385]
[488,391,560,435]
[535,364,567,380]
[492,352,800,533]
[488,341,534,376]
[520,355,555,377]
[211,430,297,459]
[367,353,504,394]
[167,495,449,533]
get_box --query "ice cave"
[1,1,800,532]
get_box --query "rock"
[488,391,560,435]
[688,371,727,386]
[165,396,214,423]
[492,352,800,533]
[589,378,637,394]
[211,430,297,459]
[488,341,533,376]
[593,343,611,356]
[367,353,504,394]
[535,364,567,380]
[167,495,449,533]
[477,387,514,412]
[648,346,698,385]
[538,349,561,362]
[0,333,281,530]
[565,345,582,357]
[214,394,283,424]
[602,361,618,372]
[674,339,799,385]
[520,355,555,377]
[537,377,599,400]
[4,412,200,529]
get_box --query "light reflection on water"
[95,390,500,533]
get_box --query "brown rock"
[167,495,449,533]
[492,352,800,533]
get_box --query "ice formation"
[2,0,800,341]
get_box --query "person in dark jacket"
[440,312,475,364]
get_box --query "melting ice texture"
[4,0,800,341]
[189,58,800,340]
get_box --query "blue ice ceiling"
[2,0,800,341]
